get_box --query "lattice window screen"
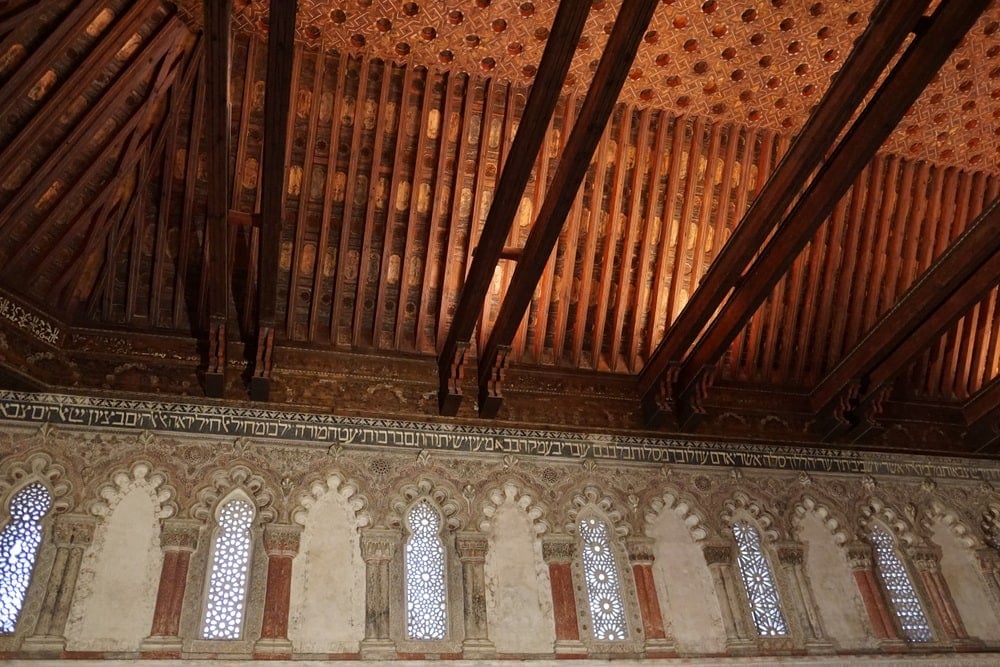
[201,499,255,640]
[0,483,51,634]
[869,524,932,642]
[732,520,788,636]
[405,500,447,640]
[579,517,628,640]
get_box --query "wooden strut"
[436,0,593,415]
[650,0,992,431]
[474,0,661,419]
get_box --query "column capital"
[701,539,734,566]
[159,518,202,552]
[456,531,489,563]
[360,527,400,563]
[907,544,941,573]
[263,523,303,557]
[775,541,805,566]
[845,540,873,570]
[974,547,1000,570]
[626,536,656,564]
[53,514,96,547]
[541,534,576,563]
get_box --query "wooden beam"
[637,0,931,422]
[967,377,1000,453]
[202,0,232,397]
[813,196,1000,436]
[436,0,591,415]
[250,0,297,401]
[666,0,990,429]
[475,0,660,418]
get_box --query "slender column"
[846,541,905,650]
[455,531,495,657]
[908,545,979,649]
[973,548,1000,620]
[22,514,96,654]
[254,523,302,657]
[359,527,399,660]
[140,518,201,657]
[542,534,586,657]
[702,540,755,655]
[775,542,833,654]
[625,536,675,657]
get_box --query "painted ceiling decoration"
[0,0,997,457]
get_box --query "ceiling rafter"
[250,0,297,401]
[436,0,592,415]
[636,0,931,425]
[474,0,660,418]
[202,0,232,397]
[658,0,992,430]
[968,377,1000,452]
[0,0,61,38]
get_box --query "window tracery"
[732,520,788,636]
[201,498,255,640]
[0,483,51,634]
[404,500,447,640]
[579,517,628,640]
[869,524,932,642]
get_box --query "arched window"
[201,498,255,640]
[579,517,628,640]
[869,524,932,642]
[732,520,788,636]
[0,483,52,634]
[404,500,447,640]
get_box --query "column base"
[462,637,496,658]
[877,638,909,653]
[553,638,587,657]
[643,637,677,658]
[254,637,294,658]
[359,638,396,660]
[803,637,837,654]
[138,635,183,658]
[725,637,758,655]
[20,635,66,656]
[951,637,985,652]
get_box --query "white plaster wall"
[931,521,1000,643]
[646,510,726,654]
[66,488,163,651]
[797,515,872,651]
[288,490,364,653]
[483,500,555,654]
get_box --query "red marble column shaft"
[632,563,666,640]
[919,568,967,640]
[852,569,899,639]
[260,554,294,639]
[150,549,192,637]
[548,562,580,641]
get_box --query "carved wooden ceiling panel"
[172,0,1000,174]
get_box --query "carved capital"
[907,545,941,573]
[626,536,655,564]
[542,535,576,564]
[974,548,1000,572]
[160,517,202,552]
[702,540,733,566]
[263,523,302,557]
[360,528,400,563]
[456,531,489,563]
[776,542,805,566]
[53,514,96,547]
[845,541,873,570]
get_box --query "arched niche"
[65,462,174,651]
[479,481,554,654]
[794,509,872,650]
[288,473,368,653]
[644,491,725,654]
[929,516,1000,642]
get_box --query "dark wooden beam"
[250,0,298,401]
[666,0,991,430]
[637,0,931,424]
[474,0,660,418]
[968,378,1000,453]
[202,0,232,397]
[436,1,592,415]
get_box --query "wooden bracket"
[642,362,681,428]
[677,365,716,430]
[478,344,511,419]
[438,340,469,416]
[204,318,226,397]
[249,325,275,401]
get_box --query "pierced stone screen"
[202,499,255,640]
[579,517,628,640]
[732,521,788,636]
[0,483,52,634]
[405,500,447,640]
[869,524,932,642]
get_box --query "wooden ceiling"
[0,0,998,456]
